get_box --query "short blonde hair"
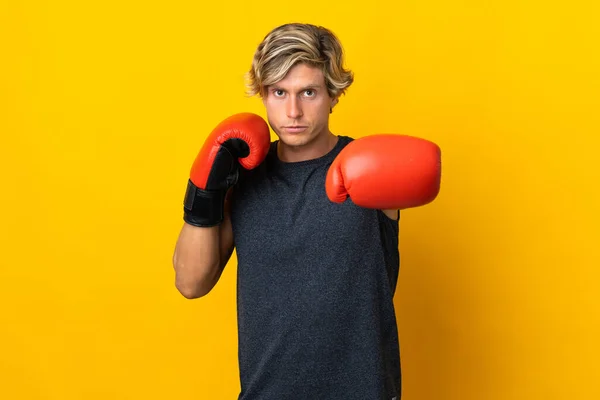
[245,23,354,99]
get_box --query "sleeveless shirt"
[230,135,401,400]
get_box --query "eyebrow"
[271,84,323,91]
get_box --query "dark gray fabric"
[230,135,401,400]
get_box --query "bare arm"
[381,208,399,220]
[172,191,235,299]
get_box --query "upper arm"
[381,208,399,221]
[218,188,236,270]
[218,208,234,269]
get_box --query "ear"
[332,97,339,107]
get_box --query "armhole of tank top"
[377,209,400,294]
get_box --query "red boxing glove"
[183,112,271,227]
[326,134,441,210]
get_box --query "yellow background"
[1,0,599,399]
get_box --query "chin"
[277,131,312,147]
[283,136,314,148]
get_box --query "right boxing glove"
[183,112,270,227]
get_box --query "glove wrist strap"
[183,179,226,227]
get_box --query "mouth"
[282,126,308,133]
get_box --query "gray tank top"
[230,135,401,400]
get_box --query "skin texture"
[262,63,398,220]
[262,63,339,162]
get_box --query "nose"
[286,97,303,119]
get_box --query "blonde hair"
[245,23,354,100]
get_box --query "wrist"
[183,179,227,227]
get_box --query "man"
[173,23,441,400]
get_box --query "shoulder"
[337,135,355,147]
[327,135,355,161]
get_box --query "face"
[262,63,338,149]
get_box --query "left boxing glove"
[325,134,441,210]
[183,112,270,227]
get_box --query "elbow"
[173,266,218,300]
[176,283,209,299]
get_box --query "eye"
[273,89,285,97]
[304,90,315,97]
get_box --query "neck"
[278,130,339,163]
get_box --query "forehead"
[271,63,326,89]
